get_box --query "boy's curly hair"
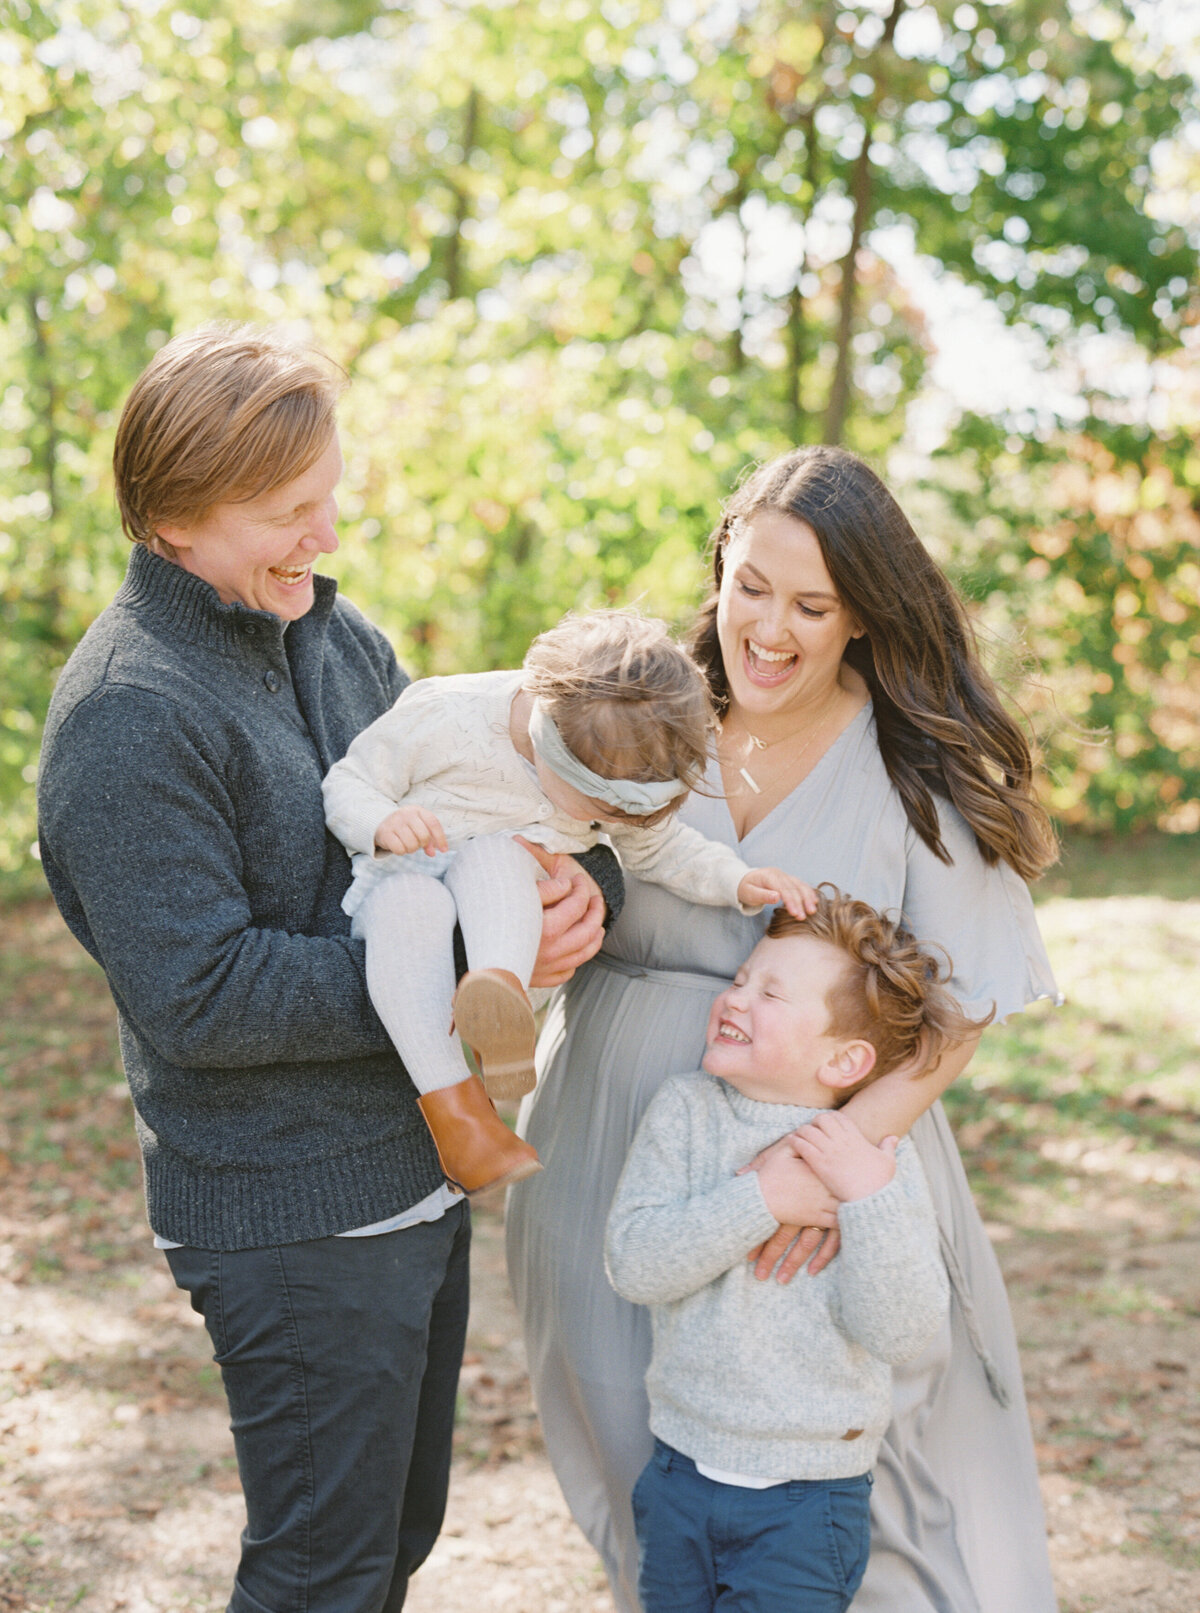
[766,885,994,1098]
[523,609,714,826]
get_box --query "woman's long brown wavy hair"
[689,446,1058,881]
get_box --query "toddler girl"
[323,610,816,1196]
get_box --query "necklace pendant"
[739,766,761,795]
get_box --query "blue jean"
[167,1201,470,1613]
[633,1440,872,1613]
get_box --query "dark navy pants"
[167,1201,470,1613]
[633,1439,872,1613]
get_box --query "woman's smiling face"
[715,509,862,724]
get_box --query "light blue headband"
[528,699,688,817]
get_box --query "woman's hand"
[738,1133,842,1284]
[749,1224,842,1284]
[517,838,607,988]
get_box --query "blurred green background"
[3,0,1198,895]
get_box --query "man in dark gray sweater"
[37,325,618,1612]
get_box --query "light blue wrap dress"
[507,705,1060,1613]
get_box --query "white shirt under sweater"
[153,1182,459,1248]
[604,1073,949,1481]
[321,669,758,920]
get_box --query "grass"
[0,901,142,1290]
[1036,829,1200,903]
[933,832,1200,1246]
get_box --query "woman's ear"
[817,1039,876,1093]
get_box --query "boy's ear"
[817,1039,876,1092]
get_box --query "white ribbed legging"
[351,834,544,1092]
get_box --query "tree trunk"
[786,279,805,435]
[445,88,480,301]
[822,0,905,444]
[729,176,748,373]
[786,110,820,439]
[822,133,872,446]
[27,290,59,520]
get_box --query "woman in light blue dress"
[507,446,1061,1613]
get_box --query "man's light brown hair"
[766,885,993,1100]
[523,610,714,828]
[113,323,345,548]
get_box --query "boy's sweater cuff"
[729,1170,784,1249]
[744,1170,803,1244]
[836,1171,915,1242]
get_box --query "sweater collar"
[115,542,337,654]
[717,1078,827,1131]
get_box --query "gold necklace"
[720,686,842,797]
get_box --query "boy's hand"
[374,806,449,857]
[792,1111,898,1202]
[737,867,819,920]
[753,1147,839,1231]
[738,1134,840,1282]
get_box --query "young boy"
[604,888,992,1613]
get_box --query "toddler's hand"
[792,1111,897,1202]
[736,867,819,920]
[374,806,449,857]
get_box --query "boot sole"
[453,972,537,1101]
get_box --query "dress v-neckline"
[717,701,872,849]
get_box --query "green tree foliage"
[0,0,1195,888]
[928,418,1200,834]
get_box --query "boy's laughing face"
[703,933,858,1106]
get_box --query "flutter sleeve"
[901,797,1061,1023]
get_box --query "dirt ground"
[2,899,1199,1611]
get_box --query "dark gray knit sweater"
[38,545,621,1250]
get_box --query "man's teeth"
[271,565,310,582]
[748,641,795,665]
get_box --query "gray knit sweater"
[605,1073,948,1480]
[38,545,622,1250]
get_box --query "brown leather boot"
[451,967,537,1101]
[417,1074,542,1198]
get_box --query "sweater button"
[264,670,281,693]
